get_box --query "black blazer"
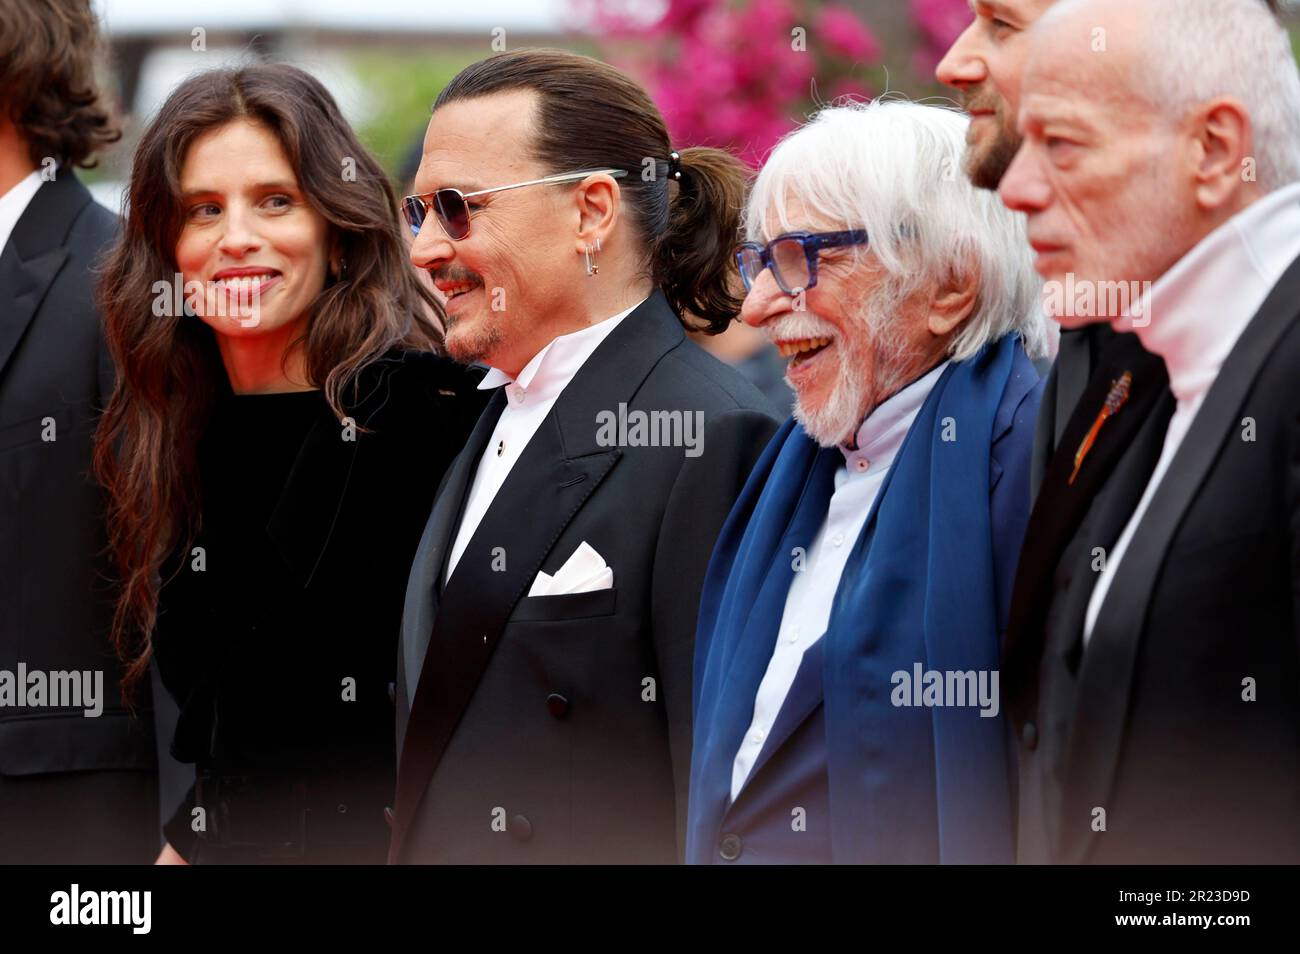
[0,173,159,863]
[153,350,486,862]
[1008,255,1300,863]
[391,290,781,863]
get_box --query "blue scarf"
[690,335,1019,863]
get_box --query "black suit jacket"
[1008,256,1300,863]
[391,290,780,863]
[0,172,158,862]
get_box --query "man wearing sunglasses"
[687,100,1047,864]
[389,50,780,865]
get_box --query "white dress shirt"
[0,171,42,257]
[444,298,647,583]
[730,361,949,801]
[1084,181,1300,643]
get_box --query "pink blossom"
[816,5,882,62]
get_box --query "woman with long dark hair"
[94,63,487,864]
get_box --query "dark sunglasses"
[735,230,870,296]
[401,168,629,241]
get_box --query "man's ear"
[572,173,620,254]
[1189,97,1253,212]
[927,268,979,339]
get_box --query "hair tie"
[666,150,682,181]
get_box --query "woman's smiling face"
[175,119,331,339]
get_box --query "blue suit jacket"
[687,346,1043,863]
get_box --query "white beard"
[790,295,919,448]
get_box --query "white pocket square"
[528,541,614,597]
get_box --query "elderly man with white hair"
[686,99,1047,864]
[1000,0,1300,864]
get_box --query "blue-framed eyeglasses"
[735,230,870,296]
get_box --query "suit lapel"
[1035,396,1171,849]
[1059,252,1300,864]
[398,389,505,706]
[390,291,685,859]
[1004,335,1170,726]
[0,176,94,382]
[731,637,827,807]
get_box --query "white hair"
[1045,0,1300,192]
[745,98,1047,362]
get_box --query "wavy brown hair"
[0,0,120,167]
[94,63,444,696]
[435,49,752,333]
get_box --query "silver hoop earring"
[583,238,601,277]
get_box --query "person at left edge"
[94,64,488,864]
[689,100,1047,864]
[0,0,158,863]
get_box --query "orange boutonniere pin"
[1069,371,1132,486]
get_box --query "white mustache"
[766,313,838,344]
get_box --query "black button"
[387,682,396,705]
[383,806,394,828]
[1022,721,1038,751]
[546,692,570,719]
[509,814,533,842]
[337,803,348,814]
[719,833,742,861]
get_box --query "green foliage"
[350,50,486,188]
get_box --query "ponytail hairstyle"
[95,63,444,698]
[433,48,750,333]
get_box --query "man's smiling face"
[408,89,580,376]
[738,194,928,447]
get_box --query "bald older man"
[1000,0,1300,863]
[937,1,1172,500]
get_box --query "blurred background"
[91,0,1300,202]
[86,0,1300,406]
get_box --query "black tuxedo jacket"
[391,290,780,863]
[0,172,158,862]
[1008,256,1300,864]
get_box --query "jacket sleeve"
[650,406,780,860]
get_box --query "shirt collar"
[0,170,44,253]
[479,297,647,403]
[839,360,949,472]
[1128,180,1300,405]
